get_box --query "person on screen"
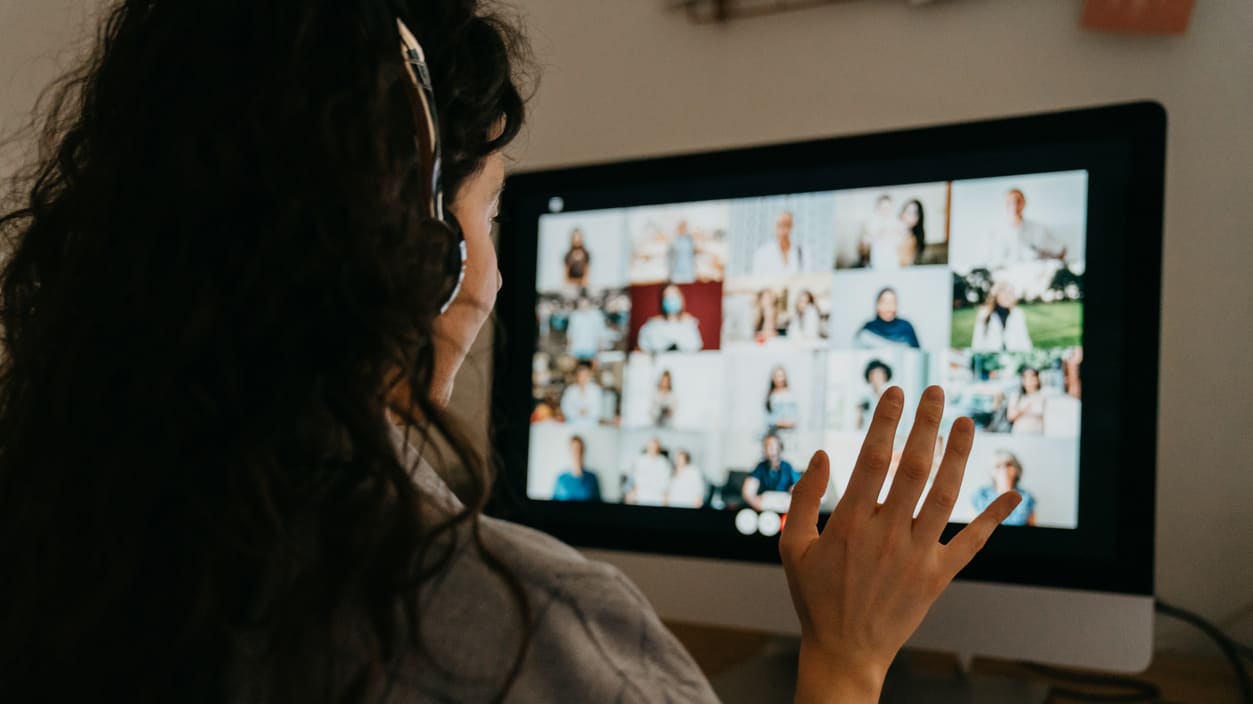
[1007,367,1047,435]
[651,369,677,427]
[552,435,602,502]
[625,436,672,506]
[752,211,805,275]
[666,449,706,509]
[668,220,698,284]
[754,288,783,342]
[563,228,591,287]
[560,362,604,425]
[972,451,1037,526]
[765,365,800,434]
[858,194,908,271]
[637,283,704,353]
[788,289,822,340]
[742,434,800,512]
[989,188,1068,266]
[900,199,927,266]
[854,287,921,349]
[566,293,610,361]
[1064,347,1083,400]
[971,281,1032,351]
[858,359,893,428]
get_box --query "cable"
[1155,599,1252,704]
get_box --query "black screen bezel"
[491,102,1164,597]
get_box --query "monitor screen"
[527,170,1085,532]
[494,103,1162,595]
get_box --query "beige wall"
[3,0,1250,656]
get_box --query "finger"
[838,387,904,520]
[883,386,945,524]
[780,451,829,563]
[943,491,1022,575]
[913,417,974,541]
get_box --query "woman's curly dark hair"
[0,1,530,702]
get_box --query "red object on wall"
[626,281,723,352]
[1081,0,1196,35]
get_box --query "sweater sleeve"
[509,560,720,703]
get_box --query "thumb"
[780,450,828,561]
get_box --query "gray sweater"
[229,432,720,703]
[385,454,720,702]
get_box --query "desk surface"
[666,621,1248,704]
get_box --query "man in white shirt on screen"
[751,211,805,275]
[560,363,604,425]
[989,189,1067,267]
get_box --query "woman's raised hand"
[780,386,1022,704]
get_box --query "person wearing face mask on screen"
[637,283,704,353]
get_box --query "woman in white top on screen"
[972,281,1032,351]
[625,437,672,506]
[788,289,822,340]
[560,362,604,425]
[1007,367,1047,435]
[666,449,706,508]
[858,194,908,271]
[637,283,703,353]
[765,365,800,434]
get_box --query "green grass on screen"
[950,300,1082,349]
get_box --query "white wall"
[3,0,1250,656]
[507,0,1253,656]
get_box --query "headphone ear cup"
[423,215,466,315]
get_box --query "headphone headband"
[397,17,466,315]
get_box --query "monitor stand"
[707,636,1048,704]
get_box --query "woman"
[858,359,893,428]
[754,287,783,342]
[900,199,926,266]
[1007,367,1047,435]
[564,228,591,287]
[651,369,677,427]
[666,449,706,509]
[625,437,672,506]
[859,193,907,271]
[972,281,1032,351]
[972,451,1038,526]
[0,2,1020,701]
[788,288,822,340]
[854,287,922,349]
[637,283,704,353]
[765,365,800,434]
[667,220,697,283]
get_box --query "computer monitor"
[493,102,1164,673]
